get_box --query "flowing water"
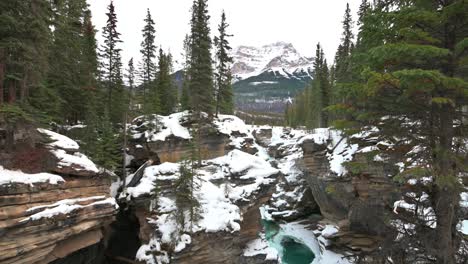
[262,220,315,264]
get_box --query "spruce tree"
[126,58,136,112]
[286,43,331,129]
[99,0,123,114]
[0,0,51,108]
[336,1,468,263]
[140,8,157,111]
[48,0,92,124]
[214,11,234,116]
[188,0,215,117]
[181,34,192,111]
[334,3,354,84]
[156,49,177,115]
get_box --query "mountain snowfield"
[231,41,314,82]
[231,42,313,113]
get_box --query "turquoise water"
[262,220,315,264]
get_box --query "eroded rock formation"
[0,122,118,264]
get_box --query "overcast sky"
[87,0,360,68]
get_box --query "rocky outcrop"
[300,135,399,253]
[0,122,118,264]
[301,138,354,221]
[174,186,274,264]
[127,113,241,167]
[252,128,272,148]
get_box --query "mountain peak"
[231,42,313,81]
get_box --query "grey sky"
[87,0,360,68]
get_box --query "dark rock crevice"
[105,206,143,264]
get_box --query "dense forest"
[0,0,234,170]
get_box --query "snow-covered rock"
[0,124,118,264]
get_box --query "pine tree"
[188,0,215,117]
[156,49,177,115]
[0,0,51,108]
[140,8,157,111]
[174,151,200,232]
[94,111,121,170]
[214,11,234,116]
[334,3,354,84]
[99,0,123,114]
[336,1,468,263]
[181,34,192,111]
[285,43,331,129]
[126,58,136,112]
[357,0,370,26]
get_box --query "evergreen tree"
[48,0,91,124]
[334,3,354,84]
[285,43,331,129]
[214,11,234,116]
[188,0,215,117]
[94,111,121,170]
[0,0,52,109]
[139,8,157,111]
[357,0,370,26]
[99,0,123,114]
[181,34,192,111]
[336,1,468,263]
[126,58,136,112]
[156,49,177,115]
[174,140,201,232]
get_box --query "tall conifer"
[100,0,122,112]
[188,0,214,117]
[140,8,157,111]
[214,11,234,116]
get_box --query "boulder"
[252,128,272,147]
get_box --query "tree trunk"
[433,187,458,264]
[433,106,458,264]
[8,80,16,103]
[122,109,128,188]
[19,73,27,102]
[215,83,220,118]
[0,48,4,105]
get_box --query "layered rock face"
[300,131,399,252]
[128,112,241,167]
[0,122,118,264]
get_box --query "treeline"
[0,0,234,169]
[288,0,468,263]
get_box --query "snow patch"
[0,166,65,186]
[38,128,79,150]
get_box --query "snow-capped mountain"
[231,41,314,81]
[232,42,313,113]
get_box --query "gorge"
[4,111,463,264]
